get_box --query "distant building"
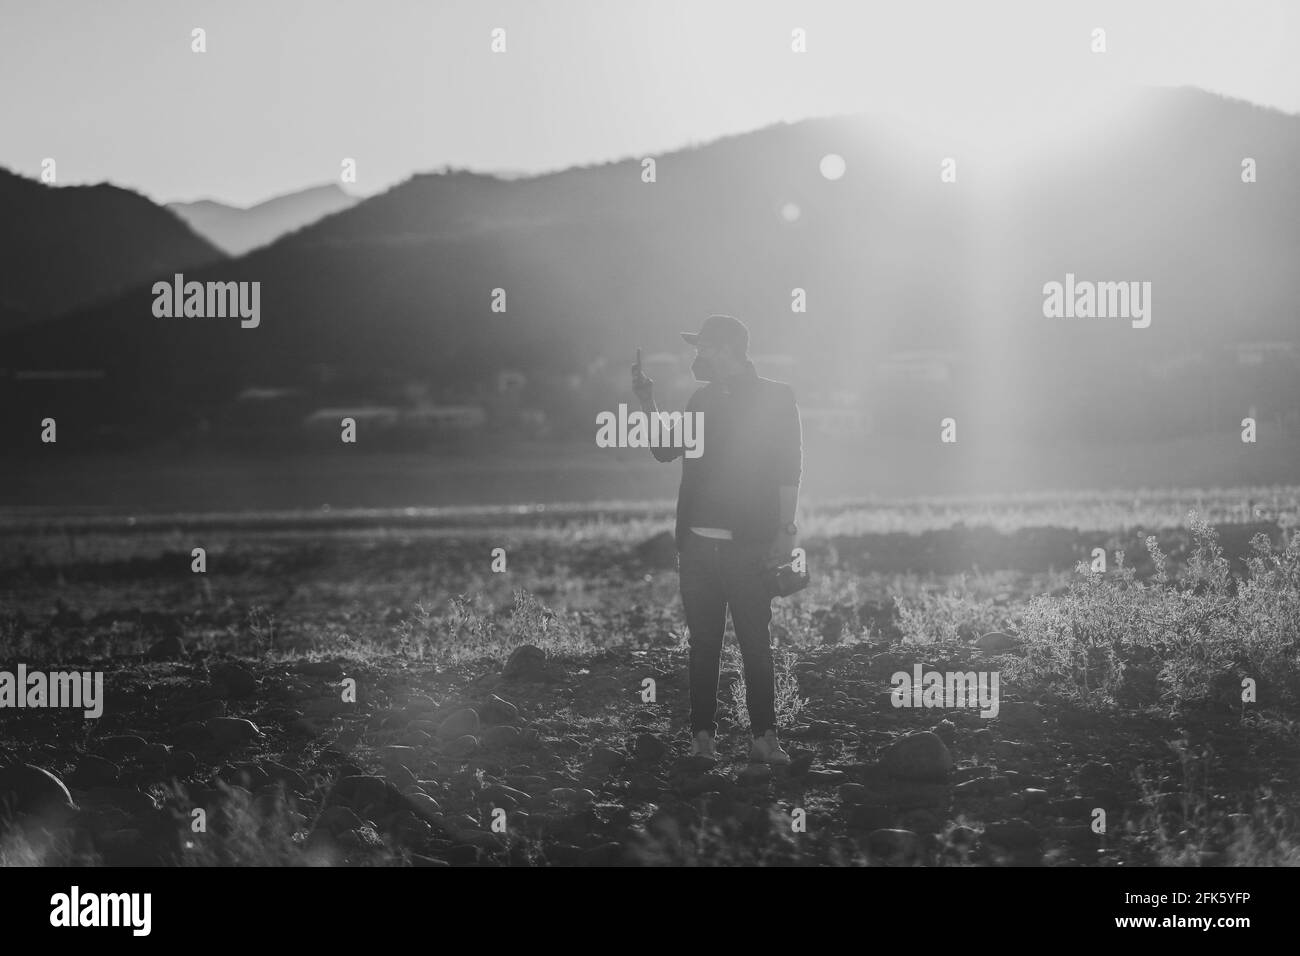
[404,405,487,430]
[497,369,527,393]
[877,350,957,384]
[1235,341,1295,367]
[800,406,873,437]
[237,386,301,401]
[304,406,400,429]
[303,404,486,433]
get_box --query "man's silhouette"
[632,314,802,765]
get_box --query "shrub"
[894,576,1009,645]
[395,588,581,664]
[1002,512,1300,712]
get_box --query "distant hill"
[169,184,359,256]
[3,87,1297,458]
[0,169,223,334]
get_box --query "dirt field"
[2,487,1298,866]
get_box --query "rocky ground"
[1,519,1297,866]
[2,631,1294,866]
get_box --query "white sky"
[1,0,1296,206]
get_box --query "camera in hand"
[762,559,810,598]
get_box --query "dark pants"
[679,530,776,736]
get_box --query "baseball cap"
[681,313,749,354]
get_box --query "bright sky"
[1,0,1296,206]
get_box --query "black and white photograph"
[0,0,1297,925]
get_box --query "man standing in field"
[632,314,802,765]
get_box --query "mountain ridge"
[0,169,224,335]
[2,87,1296,454]
[168,183,360,256]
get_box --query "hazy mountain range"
[2,86,1297,454]
[168,184,359,256]
[0,168,223,335]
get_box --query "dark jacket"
[652,361,802,549]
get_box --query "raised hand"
[631,346,654,405]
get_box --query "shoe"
[750,728,791,766]
[689,730,718,761]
